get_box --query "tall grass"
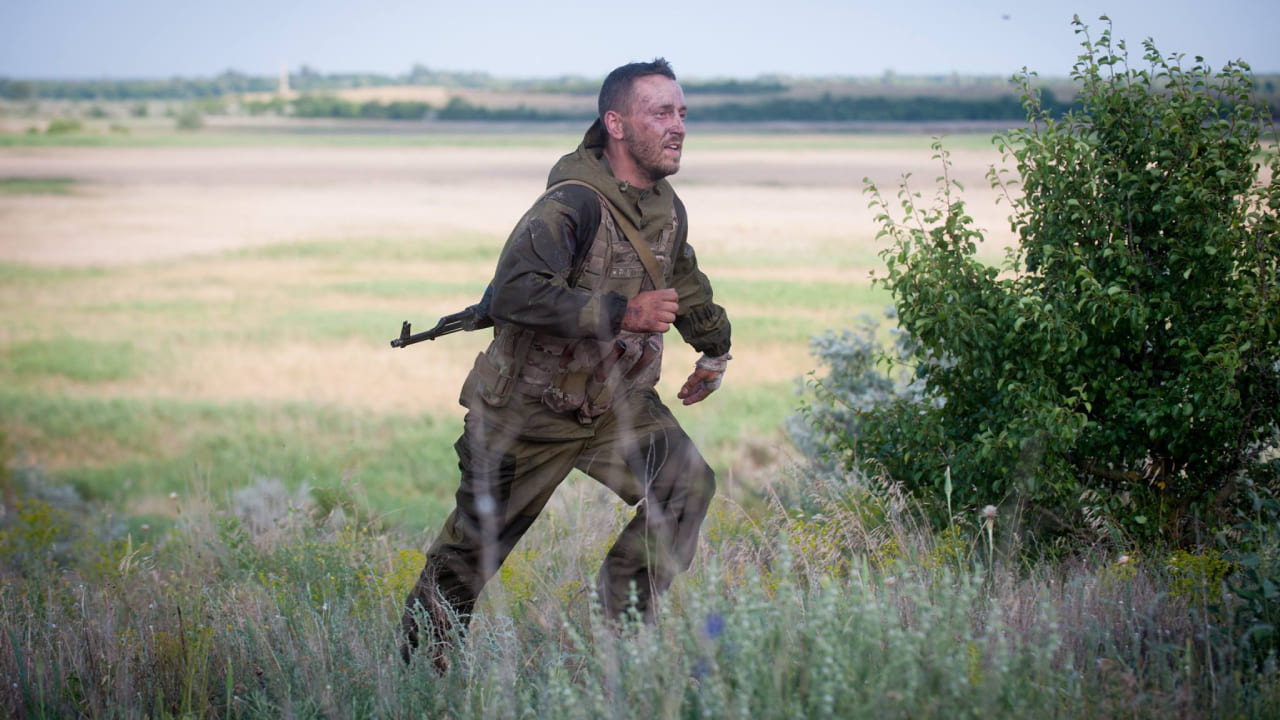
[4,462,1274,719]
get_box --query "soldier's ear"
[603,110,625,140]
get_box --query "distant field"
[0,126,1016,532]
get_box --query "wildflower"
[169,492,179,501]
[980,505,998,521]
[1118,554,1131,566]
[703,612,725,640]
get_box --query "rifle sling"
[545,180,666,290]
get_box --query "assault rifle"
[389,285,494,349]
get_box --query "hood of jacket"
[546,119,677,241]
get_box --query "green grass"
[0,262,107,283]
[233,234,501,263]
[714,277,887,311]
[319,278,486,299]
[262,307,404,344]
[3,463,1276,719]
[0,217,886,530]
[4,338,147,381]
[730,312,873,346]
[0,176,78,195]
[0,390,460,524]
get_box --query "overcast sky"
[3,0,1278,80]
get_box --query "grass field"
[0,127,1017,530]
[15,126,1271,717]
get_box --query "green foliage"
[174,106,204,130]
[0,389,462,520]
[290,93,361,118]
[0,177,76,195]
[44,117,83,134]
[1165,548,1231,603]
[1218,486,1280,664]
[435,96,580,122]
[811,22,1280,545]
[695,90,1070,123]
[235,91,1074,124]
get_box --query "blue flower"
[703,612,725,640]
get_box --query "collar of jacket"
[545,119,676,240]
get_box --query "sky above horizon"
[3,0,1278,81]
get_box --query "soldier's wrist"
[695,352,732,373]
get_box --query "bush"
[799,20,1279,547]
[174,106,203,130]
[1218,486,1280,664]
[44,117,83,134]
[291,93,358,118]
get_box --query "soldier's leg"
[575,390,716,623]
[401,412,583,665]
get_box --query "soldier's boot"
[399,558,474,676]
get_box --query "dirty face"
[617,74,687,185]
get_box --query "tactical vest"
[470,185,679,424]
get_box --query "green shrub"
[175,106,204,130]
[44,117,83,134]
[803,20,1280,546]
[1219,486,1280,664]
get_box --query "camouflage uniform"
[401,119,731,661]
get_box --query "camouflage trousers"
[400,389,716,664]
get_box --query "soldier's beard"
[624,133,681,185]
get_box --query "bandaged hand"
[677,353,732,405]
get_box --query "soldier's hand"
[678,366,722,405]
[621,288,679,333]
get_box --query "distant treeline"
[267,95,580,122]
[0,72,277,100]
[258,91,1069,123]
[695,91,1071,122]
[0,67,792,101]
[4,67,1276,124]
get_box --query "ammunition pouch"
[535,333,662,422]
[464,325,534,408]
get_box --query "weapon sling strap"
[544,180,667,290]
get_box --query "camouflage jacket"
[462,120,731,437]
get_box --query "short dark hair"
[597,58,677,119]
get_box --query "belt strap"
[544,180,667,290]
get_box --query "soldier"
[400,58,732,670]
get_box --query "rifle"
[390,285,495,349]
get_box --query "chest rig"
[475,181,679,424]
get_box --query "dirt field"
[0,139,1014,266]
